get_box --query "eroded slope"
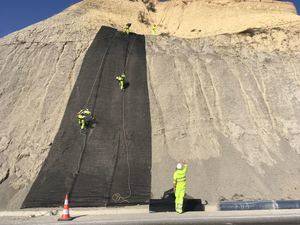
[0,0,300,209]
[147,25,300,202]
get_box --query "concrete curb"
[1,206,300,218]
[0,211,50,217]
[219,200,300,211]
[0,205,220,217]
[0,206,149,217]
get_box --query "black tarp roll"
[219,200,300,211]
[219,200,275,211]
[149,189,206,213]
[276,200,300,209]
[22,26,151,208]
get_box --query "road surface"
[1,209,300,225]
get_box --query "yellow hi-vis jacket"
[77,109,91,120]
[116,74,126,82]
[173,165,188,189]
[152,25,157,35]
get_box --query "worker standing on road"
[123,23,131,35]
[116,74,127,90]
[173,161,188,214]
[77,108,92,130]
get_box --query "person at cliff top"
[123,23,131,35]
[77,108,92,130]
[152,24,157,35]
[173,161,188,214]
[116,74,126,90]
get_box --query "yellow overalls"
[116,74,126,90]
[173,165,188,213]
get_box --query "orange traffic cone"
[58,194,72,221]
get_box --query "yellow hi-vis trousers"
[79,119,85,129]
[175,187,185,213]
[119,80,125,90]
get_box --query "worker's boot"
[176,204,183,214]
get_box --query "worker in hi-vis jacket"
[173,161,188,214]
[116,74,126,90]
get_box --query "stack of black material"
[149,188,207,212]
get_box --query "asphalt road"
[1,210,300,225]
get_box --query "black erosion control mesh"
[22,26,151,208]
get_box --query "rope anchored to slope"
[111,34,136,204]
[68,31,118,198]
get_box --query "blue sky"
[0,0,299,38]
[0,0,81,38]
[283,0,300,13]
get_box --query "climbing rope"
[111,35,136,204]
[69,31,118,197]
[123,35,136,74]
[84,32,118,113]
[156,1,172,31]
[69,29,137,204]
[110,92,132,204]
[68,129,90,197]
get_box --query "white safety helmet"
[176,163,183,170]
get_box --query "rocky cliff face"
[0,0,299,209]
[147,25,300,201]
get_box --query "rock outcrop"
[0,0,299,209]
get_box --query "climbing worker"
[116,74,126,90]
[123,23,131,35]
[173,161,188,214]
[152,24,157,35]
[77,108,92,130]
